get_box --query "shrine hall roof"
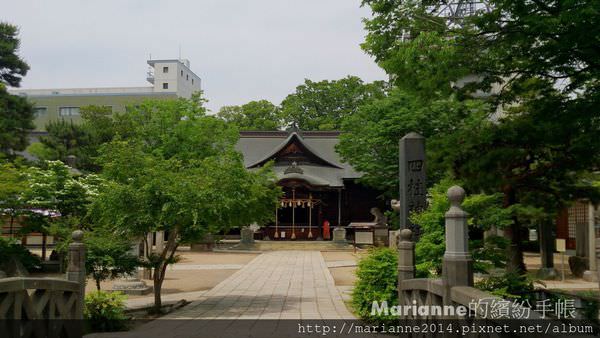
[235,131,362,187]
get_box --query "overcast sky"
[3,0,387,112]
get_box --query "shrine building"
[235,130,385,240]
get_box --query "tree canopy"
[90,95,281,311]
[0,22,33,157]
[348,0,600,272]
[280,76,387,130]
[217,100,282,130]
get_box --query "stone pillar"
[66,230,85,319]
[398,132,426,239]
[442,186,473,288]
[397,229,414,308]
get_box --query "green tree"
[0,22,29,87]
[280,76,386,130]
[356,0,600,272]
[217,100,282,130]
[85,229,140,291]
[337,87,486,197]
[22,161,102,259]
[0,22,33,157]
[0,161,29,236]
[33,105,117,172]
[90,96,280,312]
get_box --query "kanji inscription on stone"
[399,132,427,238]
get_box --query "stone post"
[442,186,473,288]
[397,228,415,299]
[66,230,85,319]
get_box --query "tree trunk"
[153,266,163,313]
[503,185,526,273]
[151,228,179,313]
[96,278,101,290]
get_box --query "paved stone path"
[90,251,355,337]
[164,250,354,320]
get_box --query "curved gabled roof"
[246,132,343,169]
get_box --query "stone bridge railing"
[0,230,86,320]
[397,186,543,320]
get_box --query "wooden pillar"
[274,205,279,239]
[337,189,342,227]
[291,188,296,240]
[308,193,313,239]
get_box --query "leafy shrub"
[351,248,398,323]
[84,291,128,332]
[475,272,539,302]
[0,236,41,272]
[410,178,510,277]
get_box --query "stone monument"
[398,132,426,239]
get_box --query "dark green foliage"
[338,88,486,197]
[217,100,282,130]
[351,248,397,322]
[280,76,386,130]
[0,22,29,87]
[35,105,117,172]
[0,22,33,157]
[475,272,538,303]
[357,0,600,272]
[84,291,128,332]
[411,179,510,277]
[0,236,41,272]
[0,87,34,156]
[85,232,141,290]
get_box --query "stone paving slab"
[325,260,357,268]
[87,251,355,337]
[168,264,244,270]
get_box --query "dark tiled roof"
[235,130,361,187]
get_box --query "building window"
[163,66,169,73]
[181,70,183,76]
[33,107,47,117]
[186,74,189,81]
[58,107,80,117]
[163,83,169,89]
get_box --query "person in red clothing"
[322,220,330,240]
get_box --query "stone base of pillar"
[583,270,598,282]
[536,267,558,280]
[442,256,473,287]
[332,227,347,244]
[111,276,153,295]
